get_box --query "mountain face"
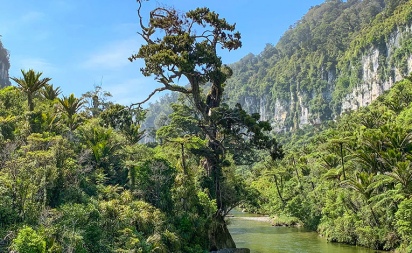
[223,0,412,131]
[0,39,11,87]
[144,0,412,133]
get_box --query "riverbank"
[271,214,301,227]
[228,211,301,227]
[228,210,383,253]
[231,216,272,222]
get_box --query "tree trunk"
[28,93,34,112]
[203,83,236,250]
[292,157,303,192]
[273,174,285,207]
[340,142,346,180]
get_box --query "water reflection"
[227,210,383,253]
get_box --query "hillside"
[246,76,412,251]
[224,0,412,131]
[143,0,412,134]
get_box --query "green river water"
[227,210,384,253]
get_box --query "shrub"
[11,226,46,253]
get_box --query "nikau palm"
[58,94,85,131]
[10,69,51,111]
[41,84,62,101]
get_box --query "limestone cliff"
[341,24,412,112]
[236,24,412,131]
[144,0,412,134]
[0,39,10,87]
[223,0,412,131]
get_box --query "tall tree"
[130,1,283,250]
[99,104,145,144]
[10,69,51,111]
[58,94,85,131]
[82,85,112,117]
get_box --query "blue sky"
[0,0,324,105]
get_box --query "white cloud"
[105,77,164,105]
[15,58,57,75]
[81,39,141,70]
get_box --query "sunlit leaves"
[10,69,51,112]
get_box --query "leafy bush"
[396,198,412,251]
[11,226,46,253]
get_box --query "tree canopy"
[129,1,283,249]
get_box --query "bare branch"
[129,86,168,110]
[136,0,154,44]
[188,19,196,34]
[129,79,191,110]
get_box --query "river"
[227,210,384,253]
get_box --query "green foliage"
[0,115,17,140]
[396,198,412,251]
[219,0,412,129]
[249,77,412,251]
[10,69,51,112]
[58,93,85,131]
[211,103,283,163]
[81,85,113,117]
[0,86,25,115]
[0,73,219,251]
[132,158,176,212]
[11,226,46,253]
[156,100,202,142]
[41,84,61,101]
[100,103,146,144]
[3,0,412,252]
[131,5,282,251]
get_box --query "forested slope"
[224,0,412,131]
[247,76,412,251]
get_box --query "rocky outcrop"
[0,61,8,81]
[0,39,10,87]
[242,95,289,132]
[239,24,412,131]
[341,25,412,112]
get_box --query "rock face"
[0,60,8,81]
[341,25,412,112]
[239,24,412,131]
[210,248,251,253]
[0,40,10,87]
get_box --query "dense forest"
[0,1,279,252]
[3,0,412,252]
[0,71,232,252]
[247,76,412,251]
[225,0,412,130]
